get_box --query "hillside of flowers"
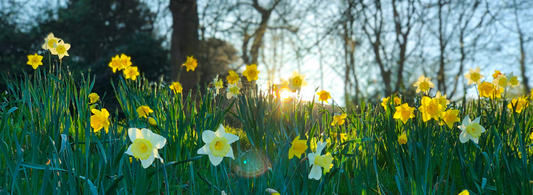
[1,33,533,195]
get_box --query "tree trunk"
[169,0,199,92]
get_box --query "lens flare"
[279,88,291,100]
[233,150,270,178]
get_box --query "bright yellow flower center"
[509,77,518,86]
[209,137,230,157]
[393,97,401,105]
[466,123,483,138]
[131,139,153,160]
[319,93,329,101]
[398,134,407,145]
[314,153,333,173]
[229,86,239,94]
[292,77,302,87]
[419,81,430,92]
[215,80,223,88]
[401,110,411,119]
[56,45,66,54]
[497,77,508,87]
[48,39,58,48]
[470,73,480,82]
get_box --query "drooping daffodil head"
[308,141,333,180]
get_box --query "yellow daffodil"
[458,190,469,195]
[197,124,239,166]
[464,67,483,85]
[288,135,308,159]
[507,96,529,114]
[91,108,110,133]
[317,90,331,103]
[458,115,485,144]
[108,55,122,73]
[124,66,140,81]
[50,40,71,59]
[288,71,307,92]
[440,109,460,129]
[120,54,132,70]
[530,89,533,97]
[420,96,444,122]
[226,83,240,99]
[331,113,347,126]
[529,132,533,140]
[226,71,240,84]
[27,53,43,69]
[331,133,348,142]
[393,103,415,124]
[308,141,333,180]
[88,93,99,104]
[148,117,157,126]
[381,97,390,111]
[213,75,223,95]
[492,74,508,89]
[242,64,260,81]
[413,75,434,93]
[393,96,402,105]
[182,56,198,71]
[435,91,450,107]
[492,70,502,79]
[125,128,167,168]
[478,81,503,99]
[136,105,153,118]
[508,72,519,87]
[169,81,183,94]
[398,133,407,145]
[42,33,60,52]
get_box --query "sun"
[279,87,291,100]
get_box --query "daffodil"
[393,96,402,105]
[125,128,167,168]
[420,96,444,122]
[288,135,308,159]
[226,71,240,84]
[136,105,153,118]
[381,97,390,111]
[435,91,450,107]
[148,117,157,126]
[507,96,529,114]
[492,70,502,79]
[458,190,469,195]
[288,71,307,92]
[242,64,260,81]
[331,113,347,126]
[331,133,349,142]
[529,132,533,140]
[91,108,110,133]
[413,76,434,93]
[42,33,60,52]
[197,124,239,166]
[213,75,223,95]
[50,40,71,59]
[440,109,460,129]
[398,133,407,145]
[182,56,198,71]
[169,81,183,94]
[109,55,122,73]
[308,141,333,180]
[316,90,331,103]
[464,67,483,85]
[124,66,140,81]
[266,188,280,195]
[27,53,43,69]
[492,74,508,89]
[120,54,132,70]
[508,72,519,87]
[226,83,240,99]
[88,93,99,104]
[458,115,485,144]
[478,81,503,99]
[393,103,415,124]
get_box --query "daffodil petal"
[225,147,234,159]
[462,116,471,126]
[309,165,322,180]
[307,153,316,167]
[208,153,224,166]
[316,141,326,154]
[153,149,164,163]
[125,145,133,155]
[223,133,239,144]
[141,153,155,168]
[202,130,216,144]
[459,131,469,143]
[472,117,480,124]
[197,145,210,155]
[214,124,226,137]
[128,128,143,141]
[142,129,166,149]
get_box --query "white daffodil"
[50,40,71,59]
[464,67,483,85]
[42,33,61,52]
[198,124,239,166]
[226,83,240,99]
[308,141,333,180]
[213,75,223,95]
[458,115,485,144]
[125,128,167,168]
